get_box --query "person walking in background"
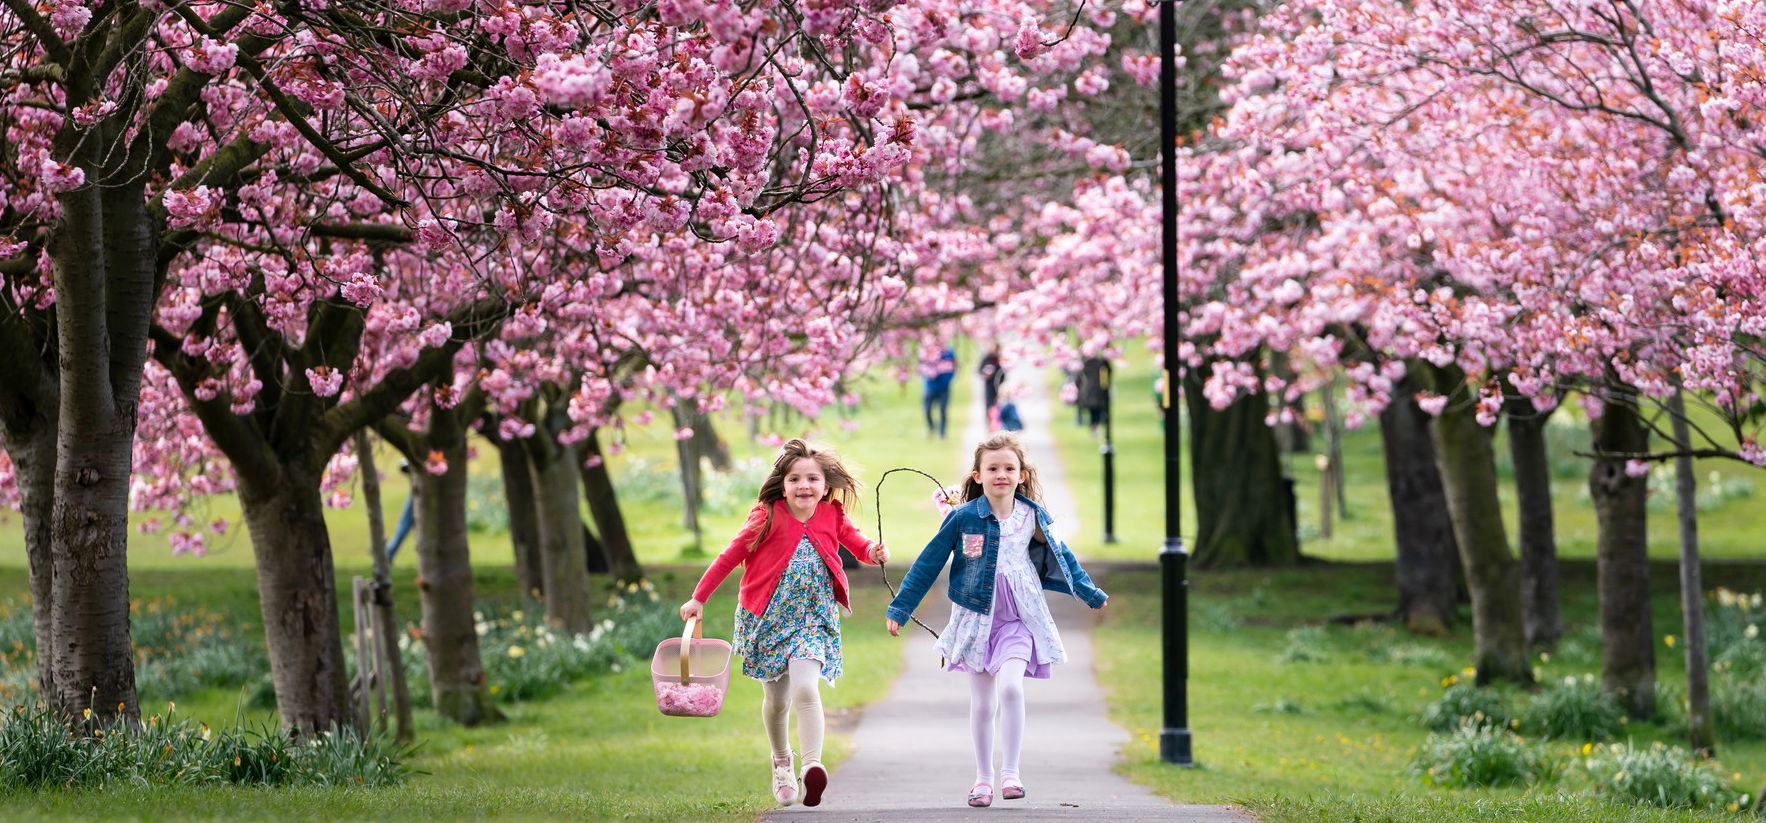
[978,343,1006,427]
[922,344,957,439]
[996,386,1024,433]
[679,439,888,808]
[885,433,1108,808]
[1075,356,1112,439]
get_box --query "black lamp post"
[1158,0,1194,767]
[1102,361,1117,544]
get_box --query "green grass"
[1092,563,1766,822]
[1050,342,1766,562]
[0,356,980,821]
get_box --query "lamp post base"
[1160,727,1193,766]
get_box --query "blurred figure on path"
[978,343,1006,427]
[997,383,1024,432]
[1075,357,1112,439]
[922,344,958,439]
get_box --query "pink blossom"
[655,681,725,717]
[188,37,239,74]
[306,366,345,398]
[1625,460,1652,478]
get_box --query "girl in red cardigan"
[680,439,888,808]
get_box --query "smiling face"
[783,457,828,511]
[972,448,1022,501]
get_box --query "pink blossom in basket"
[656,681,724,716]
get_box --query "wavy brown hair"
[748,438,860,552]
[960,432,1043,504]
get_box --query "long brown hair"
[960,432,1043,504]
[748,438,860,552]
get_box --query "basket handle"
[679,616,703,682]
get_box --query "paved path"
[763,365,1248,823]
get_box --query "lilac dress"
[934,503,1066,678]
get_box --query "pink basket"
[651,616,732,717]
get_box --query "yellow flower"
[1664,634,1677,648]
[488,684,501,695]
[512,610,525,622]
[201,723,211,741]
[1747,625,1759,639]
[1728,803,1741,814]
[1614,771,1628,782]
[1461,666,1477,678]
[82,708,91,719]
[508,645,526,658]
[1581,743,1594,755]
[1441,674,1459,688]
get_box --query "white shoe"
[771,755,798,806]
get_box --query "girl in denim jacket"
[885,432,1108,807]
[681,439,888,808]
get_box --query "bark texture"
[1184,361,1301,568]
[1505,395,1562,650]
[1378,376,1459,635]
[523,398,594,633]
[1422,364,1531,686]
[1590,387,1656,719]
[582,427,643,583]
[492,431,544,599]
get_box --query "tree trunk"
[1323,381,1347,518]
[1504,395,1562,651]
[690,410,733,472]
[673,402,704,552]
[3,423,59,701]
[354,431,414,742]
[1378,376,1458,635]
[410,431,503,726]
[1589,386,1656,719]
[526,424,593,633]
[46,179,150,727]
[1184,361,1301,568]
[1422,364,1531,686]
[582,428,644,583]
[1668,390,1712,753]
[237,471,356,736]
[493,431,544,599]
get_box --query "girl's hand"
[679,599,704,621]
[1095,599,1109,611]
[885,619,902,637]
[871,541,889,564]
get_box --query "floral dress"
[733,535,844,684]
[934,502,1066,678]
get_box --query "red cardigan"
[692,499,880,617]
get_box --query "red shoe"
[967,781,994,808]
[801,762,828,807]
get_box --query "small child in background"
[884,432,1108,807]
[681,439,887,808]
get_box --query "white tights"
[761,658,825,765]
[967,659,1028,784]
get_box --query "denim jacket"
[886,494,1108,626]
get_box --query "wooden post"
[357,429,414,742]
[1670,389,1713,754]
[352,577,373,730]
